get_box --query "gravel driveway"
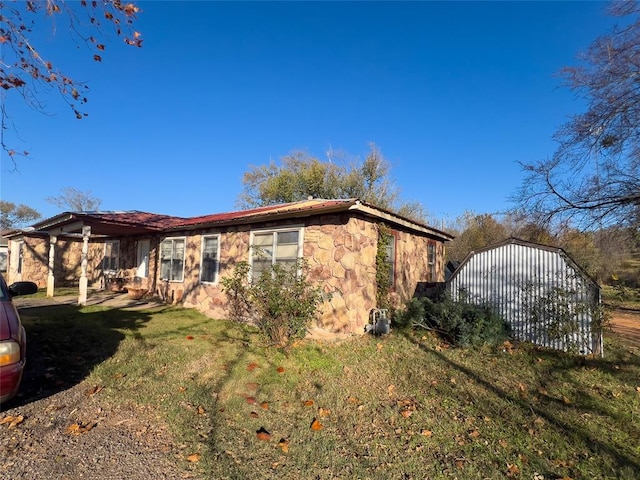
[1,295,201,480]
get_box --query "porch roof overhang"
[19,211,187,238]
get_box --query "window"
[103,241,119,273]
[160,237,185,282]
[17,241,24,274]
[136,240,150,278]
[250,228,301,279]
[200,235,220,283]
[385,234,396,288]
[428,243,436,282]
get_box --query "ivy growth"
[376,223,392,309]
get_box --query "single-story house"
[3,198,454,334]
[447,237,603,355]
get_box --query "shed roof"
[449,237,599,289]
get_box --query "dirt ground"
[608,307,640,347]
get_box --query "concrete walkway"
[13,290,166,311]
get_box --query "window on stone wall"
[160,237,185,282]
[250,228,302,280]
[200,235,220,284]
[17,241,23,274]
[103,241,119,273]
[386,233,396,288]
[428,243,436,282]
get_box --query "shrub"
[221,260,325,347]
[397,295,510,347]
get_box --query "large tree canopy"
[516,1,640,229]
[0,0,141,161]
[239,144,429,222]
[0,200,41,229]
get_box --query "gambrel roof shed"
[447,238,603,355]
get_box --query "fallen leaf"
[450,377,457,385]
[303,400,314,407]
[187,453,201,463]
[276,366,285,373]
[260,402,269,410]
[400,409,413,418]
[178,386,187,392]
[65,421,96,435]
[278,438,290,453]
[346,396,360,405]
[506,463,520,477]
[469,429,480,438]
[318,407,331,417]
[186,335,194,340]
[197,405,206,415]
[250,411,259,418]
[387,384,396,395]
[562,395,571,405]
[421,429,433,437]
[377,342,383,351]
[247,362,258,372]
[246,396,256,405]
[256,426,271,441]
[85,385,103,397]
[0,415,24,428]
[310,418,323,431]
[499,439,509,448]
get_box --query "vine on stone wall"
[376,223,392,309]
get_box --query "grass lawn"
[17,303,640,479]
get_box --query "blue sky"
[0,1,621,228]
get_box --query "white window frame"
[160,236,186,282]
[200,234,221,284]
[103,240,120,274]
[16,241,24,274]
[249,226,304,281]
[136,239,150,278]
[428,243,436,282]
[386,233,397,289]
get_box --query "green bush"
[221,260,325,347]
[397,296,510,347]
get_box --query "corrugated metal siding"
[448,241,602,355]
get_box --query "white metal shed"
[447,238,603,355]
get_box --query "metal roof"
[6,199,454,241]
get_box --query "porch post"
[46,235,57,297]
[78,225,91,305]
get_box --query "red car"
[0,277,38,405]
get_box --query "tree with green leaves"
[446,212,508,262]
[0,201,41,229]
[516,1,640,229]
[1,0,142,163]
[239,143,429,222]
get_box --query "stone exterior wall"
[180,226,251,317]
[176,214,447,335]
[304,214,379,333]
[6,214,447,336]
